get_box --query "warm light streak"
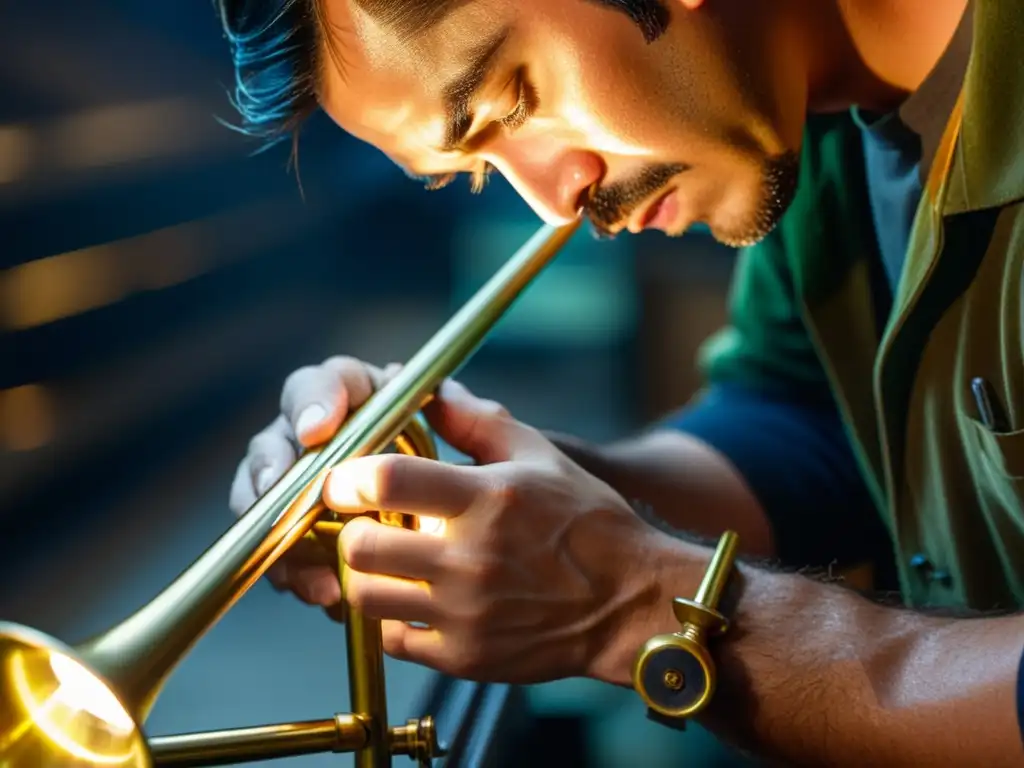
[0,97,225,186]
[416,516,447,537]
[8,650,139,765]
[558,105,651,157]
[0,385,54,452]
[0,126,35,184]
[0,201,290,332]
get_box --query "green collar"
[944,0,1024,214]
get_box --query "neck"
[798,0,969,113]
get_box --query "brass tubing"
[692,530,739,609]
[343,563,390,768]
[148,715,367,767]
[69,219,580,721]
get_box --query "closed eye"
[402,74,536,195]
[499,76,536,133]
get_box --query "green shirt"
[696,0,1024,610]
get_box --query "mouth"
[626,188,678,234]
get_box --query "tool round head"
[632,632,716,719]
[0,622,151,767]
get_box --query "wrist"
[546,431,622,489]
[584,531,706,687]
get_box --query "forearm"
[598,536,1023,766]
[548,429,776,558]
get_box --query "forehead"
[318,0,515,165]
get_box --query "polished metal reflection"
[0,219,581,767]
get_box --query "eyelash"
[499,78,534,132]
[419,77,536,195]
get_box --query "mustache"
[585,163,688,235]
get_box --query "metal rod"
[148,715,368,767]
[72,219,581,720]
[343,562,390,768]
[693,530,739,607]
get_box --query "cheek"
[528,9,778,166]
[529,62,648,157]
[530,20,702,160]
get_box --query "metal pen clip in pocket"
[971,377,1012,433]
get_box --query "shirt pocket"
[968,417,1024,481]
[960,414,1024,604]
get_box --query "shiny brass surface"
[344,558,390,768]
[632,530,739,719]
[0,622,152,767]
[148,714,368,766]
[388,717,437,764]
[0,219,581,767]
[147,714,437,767]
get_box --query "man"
[219,0,1024,763]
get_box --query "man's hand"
[326,378,684,684]
[228,356,402,611]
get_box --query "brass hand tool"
[632,530,739,720]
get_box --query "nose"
[485,146,604,225]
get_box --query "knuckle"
[462,557,503,590]
[340,520,379,571]
[281,364,320,401]
[323,356,380,409]
[370,454,407,509]
[478,398,511,422]
[246,429,283,460]
[484,473,522,510]
[321,354,360,370]
[323,355,374,392]
[447,641,485,679]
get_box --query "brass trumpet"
[0,219,582,768]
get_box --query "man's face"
[318,0,807,246]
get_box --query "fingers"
[424,379,545,464]
[344,567,440,626]
[381,623,490,682]
[338,516,447,582]
[287,562,342,606]
[280,357,387,448]
[265,536,337,598]
[229,415,297,516]
[381,622,445,668]
[325,454,484,518]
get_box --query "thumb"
[423,379,528,464]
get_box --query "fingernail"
[439,379,466,401]
[257,467,276,494]
[295,404,327,438]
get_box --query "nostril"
[575,182,599,214]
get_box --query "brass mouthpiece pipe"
[148,713,437,767]
[72,219,582,723]
[148,715,368,767]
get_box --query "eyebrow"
[438,26,512,153]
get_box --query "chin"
[707,152,801,249]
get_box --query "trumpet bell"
[0,622,151,767]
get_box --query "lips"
[628,189,676,233]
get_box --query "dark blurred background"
[0,2,745,765]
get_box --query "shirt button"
[909,553,952,587]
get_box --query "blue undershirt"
[669,109,921,571]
